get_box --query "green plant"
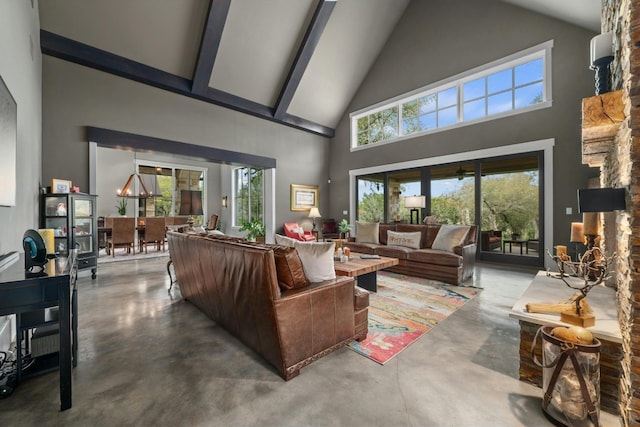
[338,219,350,237]
[115,198,127,215]
[239,218,265,241]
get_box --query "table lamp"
[404,195,425,224]
[308,207,321,233]
[179,190,204,227]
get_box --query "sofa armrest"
[454,243,476,281]
[273,276,356,368]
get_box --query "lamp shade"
[582,212,600,236]
[577,188,625,213]
[308,207,321,218]
[404,195,426,208]
[179,190,203,216]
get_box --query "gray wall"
[328,0,598,248]
[0,0,42,352]
[41,55,330,234]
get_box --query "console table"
[509,271,622,414]
[0,251,78,411]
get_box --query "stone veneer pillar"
[598,0,640,425]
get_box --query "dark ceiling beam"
[273,0,336,120]
[87,126,276,169]
[192,0,231,94]
[41,30,334,138]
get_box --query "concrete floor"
[0,257,621,426]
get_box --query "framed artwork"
[0,75,17,206]
[51,179,72,194]
[290,184,318,211]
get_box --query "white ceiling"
[38,0,601,134]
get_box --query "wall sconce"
[590,32,614,95]
[222,196,228,208]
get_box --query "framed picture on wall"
[290,184,318,211]
[51,179,72,194]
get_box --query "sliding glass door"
[354,151,544,267]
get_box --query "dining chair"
[107,217,136,257]
[139,217,166,253]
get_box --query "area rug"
[347,271,481,364]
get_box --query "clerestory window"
[351,41,552,150]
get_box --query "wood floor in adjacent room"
[0,257,621,427]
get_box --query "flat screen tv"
[0,75,17,206]
[577,188,625,213]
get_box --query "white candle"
[570,222,584,243]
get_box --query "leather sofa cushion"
[378,224,396,245]
[273,246,309,290]
[343,242,377,254]
[407,249,462,267]
[374,245,413,259]
[354,287,369,310]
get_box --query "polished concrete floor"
[0,256,621,426]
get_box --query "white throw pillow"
[356,221,379,244]
[387,231,422,249]
[207,230,225,236]
[275,234,298,247]
[431,225,471,253]
[293,241,336,282]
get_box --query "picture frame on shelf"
[51,179,72,194]
[290,184,318,211]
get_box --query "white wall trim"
[349,138,555,268]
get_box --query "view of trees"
[358,172,539,240]
[234,167,263,226]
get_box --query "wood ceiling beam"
[273,0,336,120]
[41,30,334,138]
[192,0,231,94]
[87,126,276,169]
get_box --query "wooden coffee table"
[334,253,399,292]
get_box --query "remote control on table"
[360,254,380,259]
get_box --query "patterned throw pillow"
[387,231,422,249]
[431,225,471,253]
[356,221,379,244]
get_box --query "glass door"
[478,154,541,266]
[387,169,422,223]
[73,197,94,255]
[429,162,475,225]
[356,174,385,222]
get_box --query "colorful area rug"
[347,271,481,364]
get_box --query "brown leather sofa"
[343,223,478,285]
[167,231,368,380]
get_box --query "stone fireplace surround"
[589,1,640,425]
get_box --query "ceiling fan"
[455,165,474,180]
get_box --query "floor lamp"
[404,195,425,224]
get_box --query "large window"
[351,41,552,149]
[233,167,263,227]
[137,163,206,224]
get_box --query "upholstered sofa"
[343,223,478,285]
[167,231,368,380]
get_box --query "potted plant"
[239,218,265,242]
[338,219,350,239]
[115,198,127,216]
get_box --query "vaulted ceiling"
[38,0,600,138]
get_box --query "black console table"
[0,251,78,411]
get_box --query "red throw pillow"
[273,246,309,290]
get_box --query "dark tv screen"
[577,188,625,213]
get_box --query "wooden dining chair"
[107,217,136,257]
[139,217,166,253]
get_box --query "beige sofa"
[343,223,478,285]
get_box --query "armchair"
[283,222,316,242]
[321,218,340,240]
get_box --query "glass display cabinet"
[41,193,98,279]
